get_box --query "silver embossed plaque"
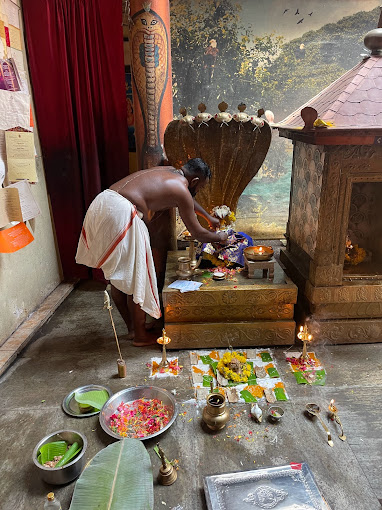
[204,463,331,510]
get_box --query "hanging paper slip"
[0,187,22,227]
[0,221,34,253]
[7,180,40,221]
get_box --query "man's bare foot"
[133,331,160,347]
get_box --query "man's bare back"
[110,166,226,244]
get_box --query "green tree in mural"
[170,0,283,111]
[171,2,379,119]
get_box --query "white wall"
[0,0,62,345]
[0,135,62,345]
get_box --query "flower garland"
[109,398,171,438]
[344,244,366,266]
[217,351,251,383]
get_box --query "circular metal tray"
[62,384,112,418]
[99,385,177,440]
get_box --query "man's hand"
[208,216,220,231]
[217,231,228,244]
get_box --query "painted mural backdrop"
[170,0,380,238]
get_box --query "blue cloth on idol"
[196,230,253,267]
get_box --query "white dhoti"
[75,189,161,319]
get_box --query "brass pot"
[202,393,230,431]
[176,256,192,279]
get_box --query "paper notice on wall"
[8,25,21,51]
[7,179,40,221]
[4,0,20,29]
[0,221,34,253]
[5,130,37,182]
[0,186,22,227]
[0,89,30,130]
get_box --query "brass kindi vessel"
[202,390,230,431]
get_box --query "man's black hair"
[183,158,211,180]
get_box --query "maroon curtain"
[22,0,129,279]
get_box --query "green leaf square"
[274,387,288,401]
[260,352,272,362]
[203,375,213,387]
[267,367,280,378]
[240,390,257,403]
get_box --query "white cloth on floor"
[76,189,161,319]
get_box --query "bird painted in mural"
[308,11,313,16]
[297,18,304,24]
[295,8,299,15]
[283,8,289,14]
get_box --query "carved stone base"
[280,248,382,343]
[312,319,382,344]
[163,251,297,348]
[164,321,296,349]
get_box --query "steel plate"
[204,463,331,510]
[62,384,112,418]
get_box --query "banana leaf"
[74,389,109,411]
[38,441,68,465]
[69,439,153,510]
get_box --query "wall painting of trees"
[170,0,380,238]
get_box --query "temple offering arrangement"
[109,398,172,438]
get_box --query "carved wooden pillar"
[129,0,175,293]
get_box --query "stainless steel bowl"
[99,386,177,440]
[32,430,87,485]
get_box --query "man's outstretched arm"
[193,200,220,230]
[177,190,227,244]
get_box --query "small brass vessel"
[202,392,230,431]
[176,256,193,279]
[157,443,177,486]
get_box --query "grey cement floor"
[0,281,382,510]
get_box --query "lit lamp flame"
[157,328,171,369]
[328,399,346,441]
[328,399,337,414]
[258,246,263,254]
[297,324,313,360]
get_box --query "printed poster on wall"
[5,130,37,182]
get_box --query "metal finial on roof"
[364,28,382,55]
[364,7,382,55]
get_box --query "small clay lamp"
[157,328,171,369]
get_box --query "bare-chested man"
[76,158,228,346]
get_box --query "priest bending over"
[76,158,227,346]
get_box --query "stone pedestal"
[162,251,297,349]
[244,256,275,280]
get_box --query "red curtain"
[22,0,129,279]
